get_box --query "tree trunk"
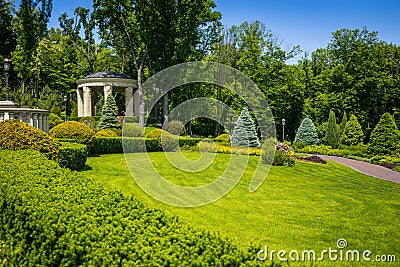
[163,91,169,127]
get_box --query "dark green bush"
[0,149,276,266]
[92,137,161,154]
[179,137,202,148]
[50,121,95,148]
[0,119,58,159]
[57,142,88,170]
[272,150,295,166]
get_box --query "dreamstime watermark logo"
[257,238,397,263]
[122,61,276,207]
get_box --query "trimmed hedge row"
[0,149,276,266]
[92,137,203,154]
[57,142,88,171]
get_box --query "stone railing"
[0,101,49,133]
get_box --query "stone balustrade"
[0,101,49,133]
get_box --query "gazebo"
[76,71,138,117]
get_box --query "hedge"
[0,149,278,266]
[91,137,202,154]
[57,142,88,170]
[91,137,161,154]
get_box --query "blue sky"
[28,0,400,60]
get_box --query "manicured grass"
[84,152,400,266]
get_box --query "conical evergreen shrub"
[368,113,400,155]
[339,114,364,147]
[339,111,348,137]
[324,110,340,148]
[294,117,319,146]
[98,94,119,129]
[231,107,260,148]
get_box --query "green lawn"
[84,152,399,266]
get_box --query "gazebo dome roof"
[84,71,132,79]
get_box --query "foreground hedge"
[0,150,277,266]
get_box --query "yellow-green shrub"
[50,121,95,147]
[215,133,230,142]
[0,119,58,159]
[96,129,118,137]
[145,129,178,151]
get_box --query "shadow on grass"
[79,165,93,172]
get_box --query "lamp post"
[63,95,68,122]
[3,58,11,101]
[282,118,286,142]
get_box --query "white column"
[38,114,43,131]
[29,113,34,126]
[33,113,38,128]
[83,86,92,117]
[0,112,4,122]
[104,85,112,101]
[125,87,134,116]
[77,88,84,117]
[4,112,9,121]
[134,89,140,116]
[44,114,49,133]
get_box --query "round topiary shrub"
[0,119,58,159]
[95,129,118,137]
[50,121,95,147]
[166,120,185,136]
[145,129,167,139]
[215,133,230,142]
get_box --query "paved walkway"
[318,155,400,184]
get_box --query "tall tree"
[0,0,16,59]
[12,0,52,97]
[59,7,99,75]
[94,0,221,127]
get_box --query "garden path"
[318,155,400,184]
